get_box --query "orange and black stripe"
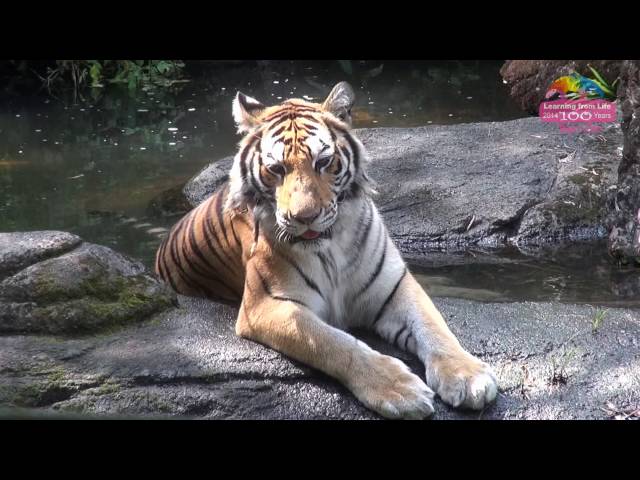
[155,183,248,306]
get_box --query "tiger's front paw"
[349,352,435,420]
[427,353,498,410]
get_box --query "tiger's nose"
[290,209,321,225]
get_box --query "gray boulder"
[182,158,232,210]
[0,231,82,281]
[1,294,639,419]
[0,232,176,334]
[182,117,623,255]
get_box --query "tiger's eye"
[316,155,333,171]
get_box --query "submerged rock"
[0,233,176,334]
[1,294,639,420]
[146,185,192,218]
[181,117,623,255]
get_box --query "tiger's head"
[227,81,373,243]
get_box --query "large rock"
[606,60,640,264]
[500,60,623,115]
[1,294,639,419]
[0,232,176,334]
[182,159,231,210]
[0,231,82,281]
[182,117,623,256]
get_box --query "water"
[413,242,640,308]
[1,60,636,306]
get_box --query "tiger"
[155,81,498,419]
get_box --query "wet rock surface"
[0,231,82,281]
[500,60,622,115]
[605,60,640,264]
[182,117,623,255]
[0,232,176,334]
[1,294,638,420]
[183,159,231,211]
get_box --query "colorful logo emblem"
[539,66,618,133]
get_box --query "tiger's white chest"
[286,197,405,330]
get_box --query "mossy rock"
[0,242,176,334]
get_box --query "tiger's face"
[227,82,372,243]
[262,117,341,241]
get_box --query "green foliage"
[36,60,187,99]
[95,60,187,90]
[550,346,577,386]
[89,61,102,87]
[565,65,618,101]
[592,308,608,333]
[587,65,617,98]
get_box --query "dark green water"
[0,61,522,260]
[1,60,637,306]
[413,242,640,307]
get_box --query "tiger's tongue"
[300,230,321,240]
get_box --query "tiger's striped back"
[154,183,251,306]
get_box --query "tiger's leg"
[371,269,498,410]
[235,260,435,419]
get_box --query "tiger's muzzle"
[274,202,338,243]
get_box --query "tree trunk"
[607,60,640,264]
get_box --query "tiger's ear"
[321,81,356,125]
[232,92,266,133]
